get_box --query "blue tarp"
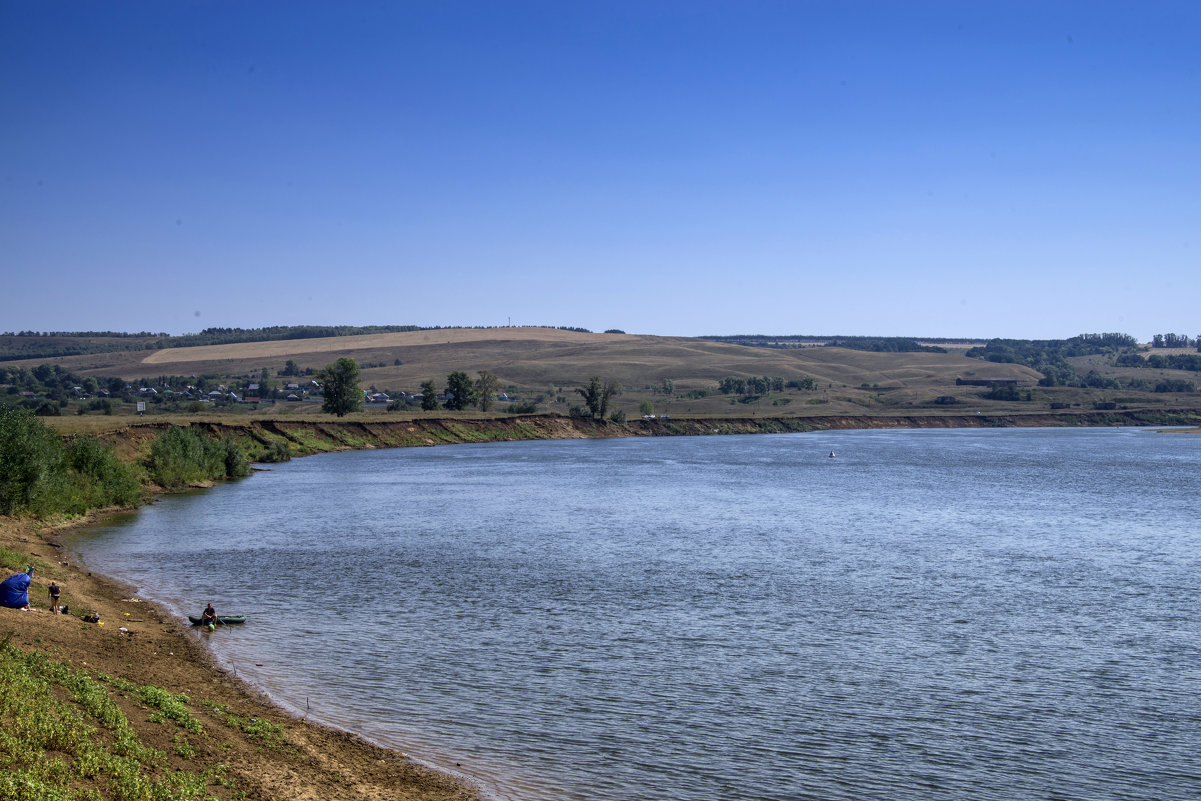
[0,573,32,609]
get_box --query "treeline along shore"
[2,407,1200,801]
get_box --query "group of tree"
[966,333,1140,387]
[716,375,817,396]
[1115,352,1201,373]
[824,337,946,353]
[3,330,162,338]
[279,359,316,377]
[1,364,103,415]
[1150,333,1199,349]
[702,334,954,353]
[967,334,1138,366]
[573,376,621,419]
[719,376,783,395]
[1,364,89,396]
[415,371,517,413]
[0,339,158,362]
[318,360,521,416]
[0,364,291,415]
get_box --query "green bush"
[507,400,539,414]
[0,407,68,516]
[34,400,61,416]
[148,426,250,490]
[256,440,292,464]
[147,426,207,489]
[0,408,145,517]
[64,435,141,511]
[1155,379,1196,393]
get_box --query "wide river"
[70,428,1200,801]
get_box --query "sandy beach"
[1,512,485,801]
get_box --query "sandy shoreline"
[1,511,488,801]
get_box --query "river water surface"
[70,428,1201,801]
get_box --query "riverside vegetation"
[0,407,254,519]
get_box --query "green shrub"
[148,426,250,489]
[64,435,141,510]
[0,407,68,516]
[256,440,292,464]
[147,426,206,489]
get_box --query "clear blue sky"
[2,1,1197,341]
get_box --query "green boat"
[188,615,246,626]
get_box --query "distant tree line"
[1150,333,1200,349]
[717,375,818,396]
[824,337,946,353]
[966,333,1139,387]
[1152,379,1197,393]
[0,324,607,362]
[0,339,160,362]
[1115,353,1201,372]
[158,325,428,349]
[702,334,972,351]
[309,359,540,416]
[967,333,1138,365]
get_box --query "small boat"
[829,451,836,458]
[188,615,246,626]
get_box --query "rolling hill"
[4,327,1198,420]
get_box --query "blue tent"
[0,572,32,609]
